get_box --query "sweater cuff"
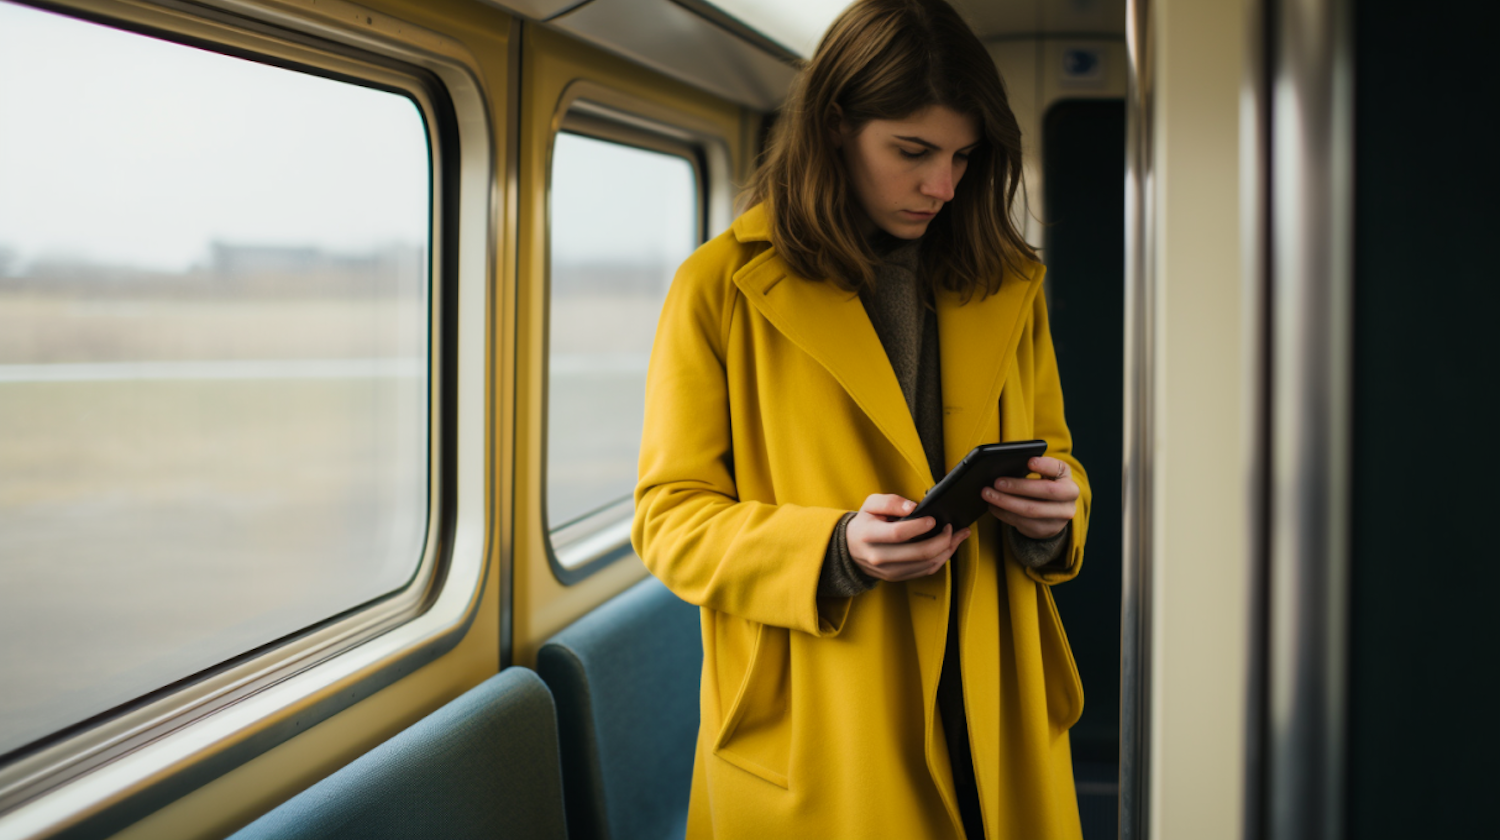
[1005,521,1072,570]
[818,511,878,598]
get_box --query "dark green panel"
[1041,99,1125,773]
[1347,2,1499,837]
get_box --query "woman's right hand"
[846,494,970,582]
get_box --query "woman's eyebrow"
[893,134,982,152]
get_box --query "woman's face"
[835,105,981,240]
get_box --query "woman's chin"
[878,219,930,240]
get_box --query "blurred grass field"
[0,285,665,755]
[546,292,662,527]
[0,293,426,756]
[0,293,424,363]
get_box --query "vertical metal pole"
[1241,0,1273,834]
[1265,0,1353,836]
[1120,0,1154,837]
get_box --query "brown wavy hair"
[746,0,1036,299]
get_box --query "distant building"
[210,242,426,296]
[0,242,425,297]
[211,243,324,279]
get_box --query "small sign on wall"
[1061,46,1106,87]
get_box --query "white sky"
[0,1,430,273]
[550,132,697,267]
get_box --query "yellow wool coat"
[633,204,1091,840]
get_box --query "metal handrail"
[1265,0,1354,837]
[1120,0,1156,836]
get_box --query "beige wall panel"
[1038,39,1130,103]
[1147,0,1249,838]
[511,25,747,668]
[987,40,1041,245]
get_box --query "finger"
[886,527,971,579]
[983,489,1077,520]
[870,514,945,544]
[990,506,1020,529]
[881,557,949,582]
[1028,456,1072,482]
[989,506,1069,540]
[860,533,960,579]
[864,556,946,581]
[859,493,920,519]
[990,505,1029,529]
[864,524,954,564]
[884,532,969,581]
[917,527,972,576]
[989,475,1079,501]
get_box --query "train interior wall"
[1142,0,1248,835]
[138,21,1142,840]
[0,2,1279,838]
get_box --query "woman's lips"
[900,209,936,220]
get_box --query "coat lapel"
[729,204,1047,484]
[730,207,934,488]
[912,263,1045,803]
[936,263,1047,469]
[731,252,934,488]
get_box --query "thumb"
[860,494,917,519]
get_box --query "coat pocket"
[1038,584,1086,732]
[711,622,792,789]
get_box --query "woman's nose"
[920,165,957,202]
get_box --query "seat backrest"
[228,667,568,840]
[537,575,701,840]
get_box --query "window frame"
[0,0,493,834]
[539,91,729,585]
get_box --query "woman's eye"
[955,153,971,163]
[898,148,926,159]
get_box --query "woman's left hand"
[980,456,1079,540]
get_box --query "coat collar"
[730,204,1046,490]
[730,202,773,243]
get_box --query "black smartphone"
[898,440,1049,542]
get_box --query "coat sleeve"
[632,242,853,637]
[1021,286,1092,586]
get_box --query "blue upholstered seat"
[537,575,702,840]
[228,667,568,840]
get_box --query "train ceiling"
[478,0,1128,110]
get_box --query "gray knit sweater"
[817,236,1070,598]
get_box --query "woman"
[632,1,1090,837]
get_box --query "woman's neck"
[867,227,921,257]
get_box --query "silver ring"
[1054,463,1068,481]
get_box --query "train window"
[0,1,432,757]
[546,131,698,569]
